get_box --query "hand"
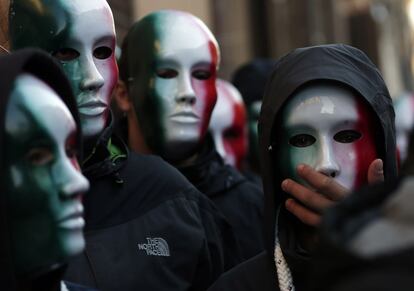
[281,159,384,227]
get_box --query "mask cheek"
[192,79,217,134]
[333,143,357,189]
[152,78,177,125]
[97,59,118,103]
[354,136,378,188]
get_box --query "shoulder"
[208,252,278,291]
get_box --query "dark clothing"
[209,44,397,291]
[309,176,414,291]
[208,252,277,291]
[178,136,264,260]
[65,121,238,291]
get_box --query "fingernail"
[375,159,383,173]
[281,179,289,190]
[297,164,305,172]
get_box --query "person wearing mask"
[116,10,264,261]
[0,49,93,291]
[208,44,397,291]
[209,79,249,172]
[10,2,236,290]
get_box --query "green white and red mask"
[4,74,89,276]
[210,79,248,170]
[277,83,379,190]
[123,10,220,162]
[10,0,118,140]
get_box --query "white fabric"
[274,206,295,291]
[61,281,69,291]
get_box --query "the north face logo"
[138,237,170,257]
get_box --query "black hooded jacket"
[0,49,96,291]
[208,44,397,291]
[177,135,264,260]
[64,116,239,291]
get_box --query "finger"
[285,198,321,227]
[367,159,384,184]
[281,179,334,212]
[297,164,348,201]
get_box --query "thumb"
[367,159,384,184]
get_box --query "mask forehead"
[7,74,76,144]
[277,83,378,190]
[210,80,247,168]
[156,13,217,65]
[4,74,89,275]
[62,0,116,43]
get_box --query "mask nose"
[54,158,90,200]
[79,56,105,92]
[314,136,340,178]
[176,72,196,105]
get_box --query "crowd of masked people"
[2,1,413,290]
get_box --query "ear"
[114,80,132,112]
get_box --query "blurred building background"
[107,0,414,97]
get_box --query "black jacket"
[178,135,264,260]
[0,49,96,291]
[208,44,397,291]
[64,119,239,291]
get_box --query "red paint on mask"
[193,40,218,141]
[354,98,379,188]
[220,84,248,170]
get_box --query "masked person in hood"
[10,2,237,291]
[232,59,275,184]
[209,79,248,171]
[0,49,95,291]
[115,9,264,261]
[208,44,397,291]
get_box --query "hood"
[0,49,81,288]
[258,44,397,257]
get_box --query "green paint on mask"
[4,79,70,276]
[122,13,168,155]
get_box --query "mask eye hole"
[224,128,241,140]
[289,134,316,148]
[192,70,212,80]
[26,147,54,166]
[53,48,80,62]
[65,145,78,159]
[94,46,113,60]
[156,68,178,79]
[334,130,362,143]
